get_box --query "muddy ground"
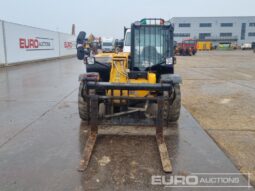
[0,52,254,191]
[176,50,255,185]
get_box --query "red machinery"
[175,39,197,56]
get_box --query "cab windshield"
[133,26,171,70]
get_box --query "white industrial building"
[171,16,255,45]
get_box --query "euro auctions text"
[151,173,252,188]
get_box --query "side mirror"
[76,31,86,45]
[77,46,85,60]
[76,31,87,60]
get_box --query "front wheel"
[163,84,181,123]
[78,82,89,121]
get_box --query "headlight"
[166,57,173,65]
[83,56,95,65]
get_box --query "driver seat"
[141,46,161,63]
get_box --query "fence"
[0,20,5,65]
[0,20,76,66]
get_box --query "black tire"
[78,81,89,121]
[163,84,181,123]
[76,31,86,45]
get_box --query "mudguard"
[78,72,99,82]
[160,74,182,84]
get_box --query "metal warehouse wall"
[0,20,76,66]
[171,16,255,45]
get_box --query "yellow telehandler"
[76,18,182,173]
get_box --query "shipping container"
[197,41,212,51]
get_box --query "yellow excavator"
[76,18,182,173]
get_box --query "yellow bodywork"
[95,52,156,98]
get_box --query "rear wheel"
[78,81,89,121]
[163,84,181,123]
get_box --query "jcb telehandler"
[76,18,182,173]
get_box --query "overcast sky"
[0,0,255,38]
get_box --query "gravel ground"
[176,50,255,186]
